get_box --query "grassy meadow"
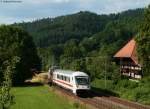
[10,86,82,109]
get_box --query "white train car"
[51,69,90,95]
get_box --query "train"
[48,66,90,95]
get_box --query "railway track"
[51,85,150,109]
[90,90,150,109]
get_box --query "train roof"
[53,69,88,76]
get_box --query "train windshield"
[75,76,89,85]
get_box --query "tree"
[0,25,40,85]
[0,56,20,109]
[136,5,150,76]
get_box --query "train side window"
[57,74,59,79]
[64,76,67,81]
[66,77,70,82]
[63,76,65,81]
[67,77,70,82]
[61,75,63,80]
[58,75,60,79]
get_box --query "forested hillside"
[15,11,111,47]
[14,8,144,72]
[15,9,144,47]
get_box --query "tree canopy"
[0,25,40,85]
[14,9,144,48]
[136,5,150,76]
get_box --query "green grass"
[91,78,150,105]
[10,86,81,109]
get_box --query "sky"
[0,0,150,24]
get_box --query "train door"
[71,76,77,94]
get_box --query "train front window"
[75,76,89,85]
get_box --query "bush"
[0,25,41,85]
[92,77,150,105]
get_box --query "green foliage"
[136,6,150,76]
[0,25,40,85]
[63,39,82,58]
[33,9,143,72]
[0,56,20,109]
[93,21,133,56]
[92,78,150,105]
[11,8,149,102]
[13,9,145,73]
[108,62,120,81]
[37,45,63,70]
[91,78,114,90]
[14,9,144,48]
[120,78,150,105]
[14,11,110,47]
[9,8,149,106]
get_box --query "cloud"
[0,0,150,24]
[73,0,150,14]
[24,0,71,5]
[0,15,36,24]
